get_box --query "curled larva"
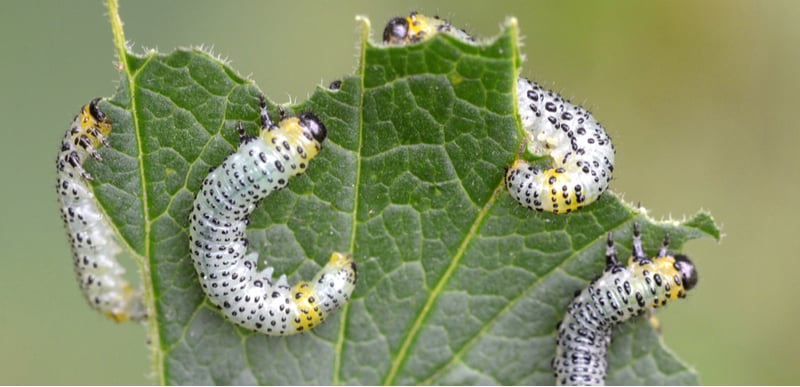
[188,95,357,336]
[56,98,146,322]
[382,13,616,214]
[506,78,615,214]
[553,223,698,386]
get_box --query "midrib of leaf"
[384,182,506,385]
[107,0,162,383]
[332,15,371,386]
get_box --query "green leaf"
[88,5,719,385]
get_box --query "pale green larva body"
[188,95,357,335]
[56,98,146,322]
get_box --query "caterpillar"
[383,13,616,214]
[56,98,146,322]
[553,223,698,386]
[188,95,357,336]
[506,78,615,214]
[383,11,474,45]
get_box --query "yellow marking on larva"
[509,159,526,170]
[541,169,582,212]
[78,103,111,143]
[505,159,587,214]
[261,117,321,161]
[328,251,354,267]
[104,285,138,322]
[383,12,474,45]
[291,282,324,332]
[629,255,689,300]
[290,252,356,333]
[406,13,438,40]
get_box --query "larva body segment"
[506,78,615,214]
[382,13,616,214]
[553,224,698,386]
[188,97,356,335]
[56,98,146,322]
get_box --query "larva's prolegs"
[56,98,146,322]
[553,223,698,386]
[188,95,356,335]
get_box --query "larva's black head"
[384,17,409,43]
[328,79,342,90]
[673,254,698,290]
[88,97,107,122]
[298,112,327,143]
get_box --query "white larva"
[188,95,357,335]
[553,223,698,385]
[506,78,615,214]
[382,12,616,214]
[56,98,146,322]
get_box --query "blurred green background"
[1,0,796,384]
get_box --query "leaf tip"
[505,16,519,29]
[683,211,723,241]
[355,15,371,37]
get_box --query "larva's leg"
[278,104,286,121]
[237,121,255,145]
[632,222,647,262]
[605,232,622,270]
[657,233,671,258]
[258,93,274,129]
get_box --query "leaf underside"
[87,17,717,385]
